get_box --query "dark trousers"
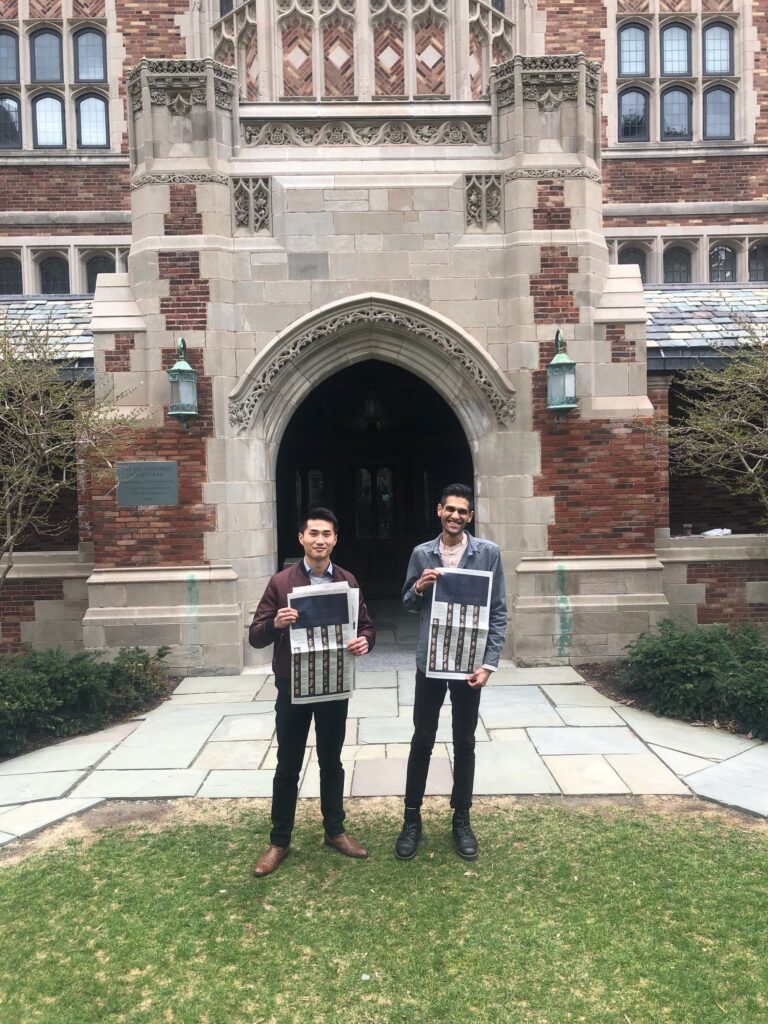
[404,669,482,812]
[270,684,348,848]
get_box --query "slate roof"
[0,296,94,362]
[644,285,768,370]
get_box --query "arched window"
[31,29,62,82]
[704,23,733,75]
[662,87,692,139]
[618,24,649,77]
[74,29,106,82]
[32,93,65,148]
[619,89,649,141]
[0,94,20,147]
[85,254,115,293]
[0,256,22,295]
[661,24,691,76]
[704,86,733,139]
[618,246,647,283]
[40,256,70,294]
[709,244,736,282]
[76,93,108,147]
[0,30,19,83]
[664,247,692,283]
[33,93,65,147]
[748,243,768,282]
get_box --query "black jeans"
[404,669,482,812]
[270,683,348,848]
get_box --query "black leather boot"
[452,809,478,860]
[394,808,422,860]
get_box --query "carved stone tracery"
[229,304,516,429]
[491,54,601,110]
[241,118,489,146]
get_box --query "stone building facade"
[1,0,767,669]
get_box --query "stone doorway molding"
[228,292,516,447]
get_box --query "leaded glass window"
[618,246,647,283]
[662,88,692,140]
[76,94,108,147]
[661,24,691,76]
[664,247,692,283]
[618,24,649,76]
[31,30,62,82]
[74,30,106,82]
[86,254,115,293]
[0,94,20,147]
[709,244,736,282]
[0,31,19,83]
[0,256,22,295]
[748,243,768,282]
[704,23,733,75]
[40,256,70,294]
[33,94,65,147]
[619,89,649,141]
[704,86,733,139]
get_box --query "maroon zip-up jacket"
[249,561,376,683]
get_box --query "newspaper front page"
[425,568,493,681]
[288,582,359,703]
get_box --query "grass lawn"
[1,799,766,1024]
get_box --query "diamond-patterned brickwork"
[282,20,314,97]
[244,29,259,100]
[415,19,446,95]
[28,0,61,16]
[374,19,405,96]
[72,0,105,15]
[702,0,733,9]
[469,31,483,100]
[324,19,354,97]
[0,0,17,15]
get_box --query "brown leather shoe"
[253,844,289,877]
[324,832,369,859]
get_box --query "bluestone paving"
[0,771,86,805]
[1,639,766,834]
[474,741,559,794]
[0,797,103,838]
[72,769,207,799]
[174,676,266,695]
[542,684,619,708]
[479,687,565,728]
[198,770,275,798]
[543,755,630,795]
[0,741,114,775]
[208,714,277,742]
[529,727,647,756]
[605,753,690,795]
[686,745,768,816]
[648,745,717,776]
[616,707,760,760]
[556,707,624,727]
[193,740,270,770]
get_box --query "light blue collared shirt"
[303,559,334,586]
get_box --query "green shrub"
[0,646,170,757]
[623,619,768,738]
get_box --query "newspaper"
[288,582,359,703]
[425,568,493,680]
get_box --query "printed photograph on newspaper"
[426,568,493,680]
[288,582,359,703]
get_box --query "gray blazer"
[402,533,508,674]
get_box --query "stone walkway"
[1,653,766,846]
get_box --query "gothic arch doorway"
[276,359,474,598]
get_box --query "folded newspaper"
[426,568,493,680]
[288,581,359,703]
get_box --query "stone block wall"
[0,553,92,655]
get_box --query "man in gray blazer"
[395,483,507,862]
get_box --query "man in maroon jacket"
[249,507,376,878]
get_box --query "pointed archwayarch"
[228,292,516,444]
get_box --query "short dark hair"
[440,483,474,509]
[299,506,338,533]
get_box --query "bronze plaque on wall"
[116,461,179,507]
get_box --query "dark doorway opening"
[276,360,474,597]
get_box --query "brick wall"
[117,0,188,66]
[0,167,130,212]
[530,245,580,324]
[603,157,768,205]
[158,252,210,332]
[90,347,215,568]
[689,560,768,624]
[533,344,667,555]
[104,332,136,374]
[164,185,203,236]
[533,182,571,230]
[0,223,127,236]
[541,0,604,66]
[0,578,65,653]
[607,323,635,363]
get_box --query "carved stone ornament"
[232,176,271,233]
[492,54,601,110]
[130,172,230,191]
[465,173,502,231]
[125,59,236,112]
[229,304,516,429]
[505,167,601,182]
[241,118,489,147]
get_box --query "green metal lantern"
[167,337,199,429]
[546,329,577,411]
